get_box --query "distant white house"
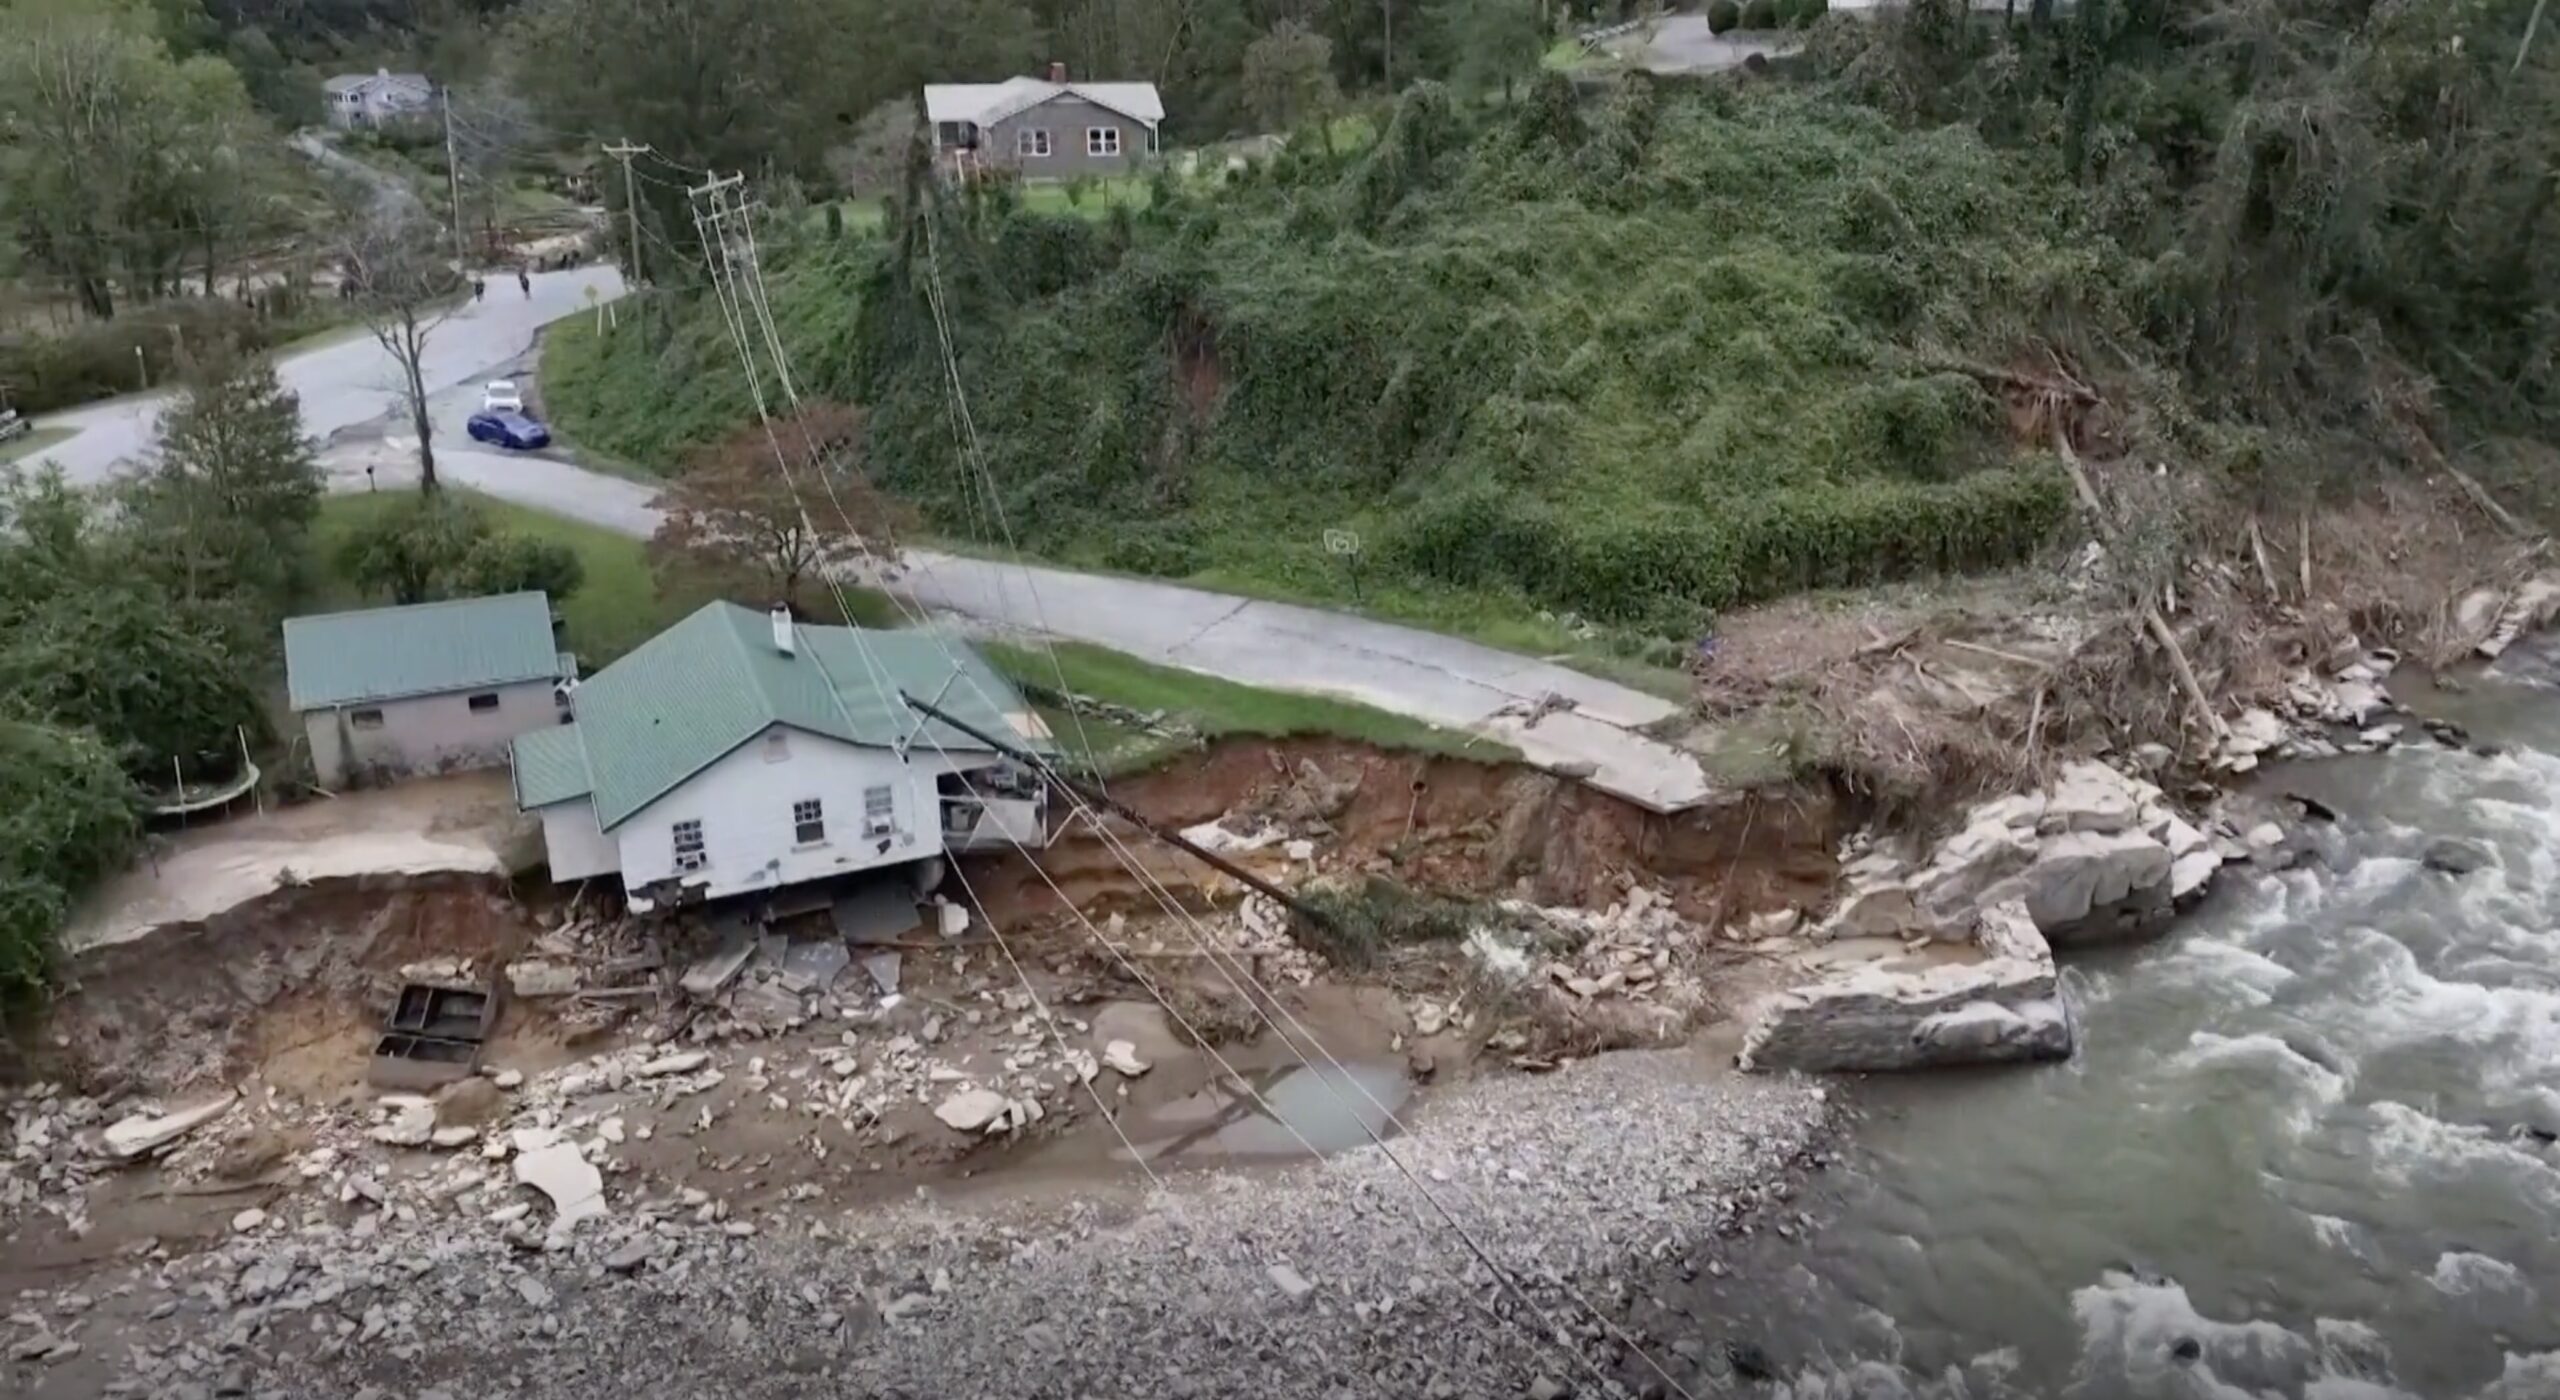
[324,69,435,129]
[283,592,574,789]
[511,601,1052,913]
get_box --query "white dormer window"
[1086,126,1121,157]
[1018,128,1051,158]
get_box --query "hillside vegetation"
[548,0,2558,643]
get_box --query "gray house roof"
[515,601,1049,831]
[325,70,431,96]
[923,78,1163,130]
[284,592,563,711]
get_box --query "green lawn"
[981,638,1517,774]
[313,489,681,666]
[0,426,72,465]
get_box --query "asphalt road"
[38,264,1711,813]
[32,264,624,487]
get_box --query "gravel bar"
[25,1050,1831,1400]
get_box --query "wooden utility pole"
[602,140,653,285]
[439,86,467,261]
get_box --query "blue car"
[467,409,551,450]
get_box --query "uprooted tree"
[648,400,906,613]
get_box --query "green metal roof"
[510,723,594,809]
[563,602,1049,830]
[284,592,563,710]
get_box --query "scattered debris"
[933,1089,1011,1134]
[1102,1040,1151,1077]
[512,1141,607,1227]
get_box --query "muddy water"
[1121,1061,1412,1163]
[1668,644,2560,1397]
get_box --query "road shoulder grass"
[981,637,1518,776]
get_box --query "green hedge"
[1391,466,2072,624]
[1741,0,1780,29]
[0,297,337,416]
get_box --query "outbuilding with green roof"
[283,591,573,788]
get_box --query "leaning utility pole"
[601,140,653,285]
[439,85,467,261]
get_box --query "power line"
[682,183,1665,1398]
[678,176,1528,1392]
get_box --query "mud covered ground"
[3,737,1854,1398]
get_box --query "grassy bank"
[0,426,72,465]
[984,637,1514,775]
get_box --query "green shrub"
[0,298,332,416]
[1292,878,1485,969]
[1740,0,1779,28]
[1706,0,1742,32]
[1783,0,1831,27]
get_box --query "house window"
[467,692,500,713]
[350,708,385,730]
[863,784,895,835]
[1086,126,1121,157]
[672,819,706,870]
[763,731,790,763]
[793,798,826,845]
[1147,126,1159,154]
[1018,128,1051,158]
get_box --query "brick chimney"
[1047,60,1067,83]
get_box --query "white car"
[482,380,524,413]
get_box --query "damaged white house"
[511,602,1052,912]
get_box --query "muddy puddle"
[1119,1060,1412,1163]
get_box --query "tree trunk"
[410,376,438,493]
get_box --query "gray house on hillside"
[924,66,1163,179]
[324,69,434,129]
[285,592,573,788]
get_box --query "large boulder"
[1988,828,2173,943]
[1741,902,2073,1072]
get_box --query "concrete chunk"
[512,1141,607,1227]
[101,1092,236,1160]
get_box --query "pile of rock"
[1743,761,2227,1073]
[1824,760,2218,947]
[1506,886,1708,1022]
[2219,645,2404,770]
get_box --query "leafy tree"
[337,494,591,605]
[1244,20,1342,153]
[0,721,138,997]
[459,532,586,599]
[335,494,491,603]
[119,347,322,617]
[0,0,283,316]
[222,24,320,125]
[0,584,268,781]
[648,401,899,611]
[1706,0,1739,32]
[825,99,923,200]
[1430,0,1545,102]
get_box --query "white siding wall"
[305,679,563,788]
[536,801,620,879]
[613,725,944,908]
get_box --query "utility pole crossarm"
[601,140,653,285]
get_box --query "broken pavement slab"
[100,1091,237,1160]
